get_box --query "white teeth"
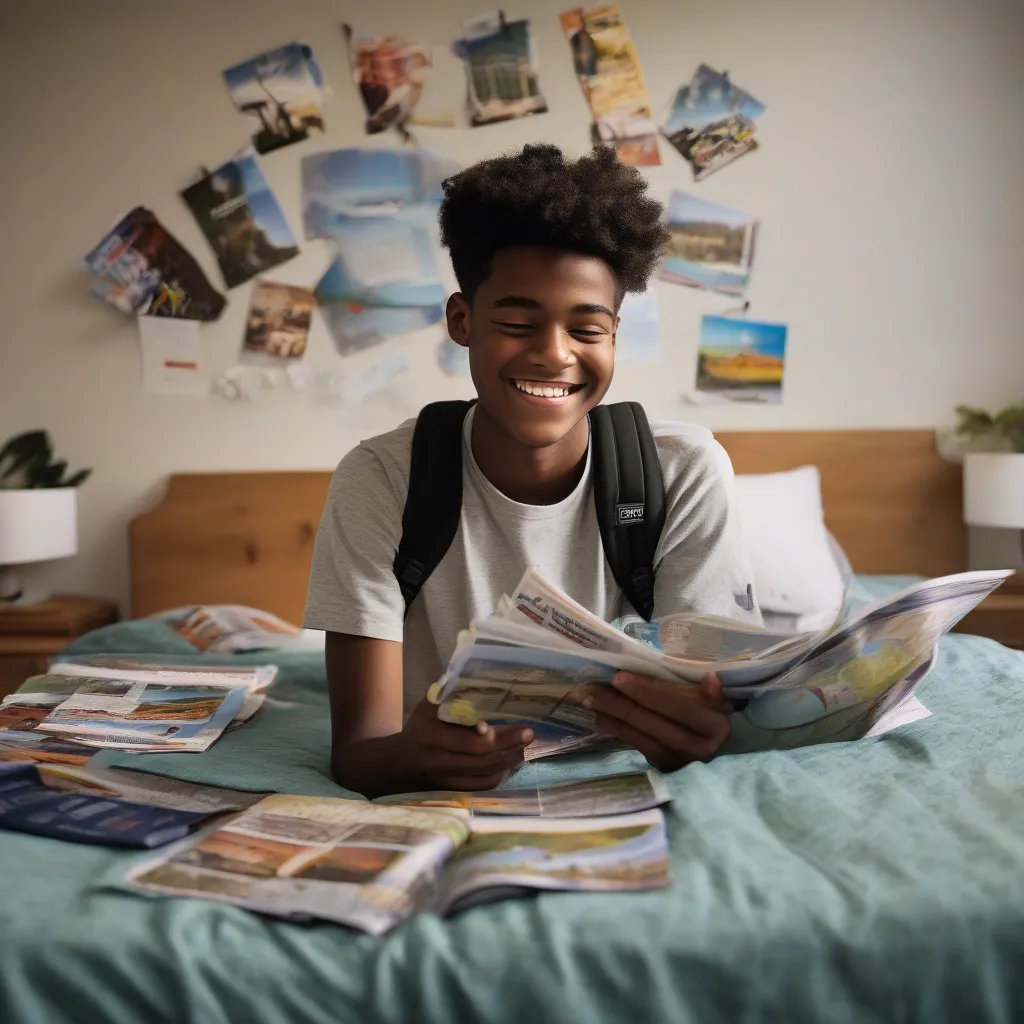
[514,380,573,398]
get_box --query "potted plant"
[954,403,1024,565]
[0,431,91,602]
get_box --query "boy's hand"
[582,672,733,773]
[400,697,533,791]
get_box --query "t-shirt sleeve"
[302,444,406,641]
[651,434,763,626]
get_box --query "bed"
[2,429,1023,1024]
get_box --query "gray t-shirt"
[304,406,761,720]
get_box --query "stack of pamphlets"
[126,770,673,935]
[427,567,1014,758]
[0,659,278,754]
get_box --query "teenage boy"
[304,144,760,797]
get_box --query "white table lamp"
[963,452,1024,564]
[0,487,78,603]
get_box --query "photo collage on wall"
[77,12,782,406]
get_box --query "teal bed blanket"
[2,577,1024,1023]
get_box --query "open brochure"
[149,605,302,653]
[126,793,671,936]
[36,764,268,815]
[51,658,278,731]
[0,673,247,752]
[428,567,1013,758]
[376,769,670,818]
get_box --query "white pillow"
[732,465,846,618]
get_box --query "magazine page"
[376,770,671,818]
[436,808,671,915]
[498,568,818,688]
[723,651,937,754]
[0,762,207,849]
[51,658,279,692]
[126,794,471,936]
[743,569,1013,702]
[0,729,96,766]
[155,604,301,653]
[37,764,268,814]
[26,676,247,752]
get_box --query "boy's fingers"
[587,687,724,755]
[613,672,733,715]
[491,725,534,751]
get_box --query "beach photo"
[695,314,788,404]
[660,191,758,296]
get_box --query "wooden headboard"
[130,429,965,623]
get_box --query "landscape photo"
[695,314,788,404]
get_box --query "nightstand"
[953,572,1024,650]
[0,595,120,699]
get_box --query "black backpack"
[392,399,666,621]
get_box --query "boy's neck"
[470,406,590,505]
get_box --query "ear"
[446,293,472,348]
[611,315,619,350]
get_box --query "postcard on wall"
[181,148,300,289]
[453,11,548,127]
[693,314,787,404]
[342,24,441,140]
[318,300,444,357]
[316,250,446,313]
[241,281,315,365]
[301,147,459,240]
[659,191,758,297]
[560,5,659,166]
[615,286,660,365]
[662,65,765,180]
[223,42,328,154]
[83,207,226,322]
[138,316,207,398]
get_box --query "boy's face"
[446,246,617,449]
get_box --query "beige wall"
[1,0,1023,614]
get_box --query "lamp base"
[0,567,52,606]
[0,566,23,602]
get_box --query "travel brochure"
[125,793,671,935]
[429,567,1012,758]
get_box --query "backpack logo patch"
[616,503,645,526]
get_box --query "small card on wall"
[691,314,788,405]
[138,316,207,397]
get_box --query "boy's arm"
[326,632,532,798]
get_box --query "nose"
[527,322,575,371]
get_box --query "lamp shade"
[963,453,1024,529]
[0,488,78,565]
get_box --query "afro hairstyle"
[438,144,668,309]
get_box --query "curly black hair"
[438,144,668,308]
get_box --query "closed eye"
[494,320,534,331]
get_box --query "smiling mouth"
[508,378,587,399]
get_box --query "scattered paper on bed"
[138,316,207,397]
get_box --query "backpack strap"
[393,400,475,614]
[589,402,665,621]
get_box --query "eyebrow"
[491,296,615,319]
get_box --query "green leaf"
[62,468,92,488]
